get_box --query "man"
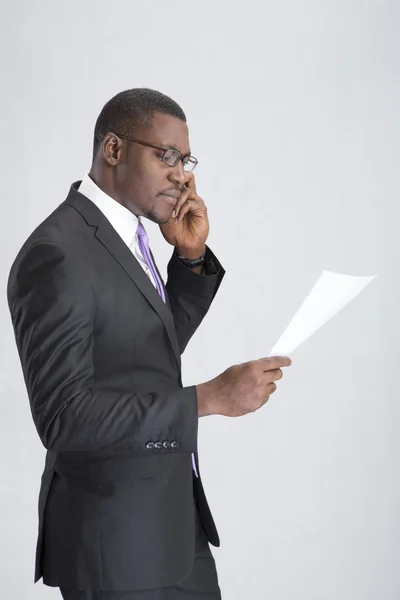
[7,88,291,599]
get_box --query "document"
[269,270,377,356]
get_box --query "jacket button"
[145,441,155,450]
[162,440,170,449]
[154,441,163,450]
[170,441,180,449]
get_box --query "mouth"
[161,193,178,206]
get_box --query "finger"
[176,199,198,223]
[261,395,270,407]
[266,382,277,394]
[176,199,204,223]
[171,187,190,218]
[260,385,276,408]
[265,368,283,383]
[176,201,192,223]
[184,171,196,193]
[260,356,292,371]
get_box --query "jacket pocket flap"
[85,453,160,483]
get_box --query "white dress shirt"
[78,174,158,291]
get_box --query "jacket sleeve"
[7,242,198,453]
[165,245,226,354]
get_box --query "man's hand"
[159,173,209,259]
[196,356,292,417]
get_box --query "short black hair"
[92,88,186,160]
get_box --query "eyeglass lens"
[163,149,196,172]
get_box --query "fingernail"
[175,218,178,224]
[172,210,176,218]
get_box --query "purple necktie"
[136,221,199,479]
[136,221,166,302]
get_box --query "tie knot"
[136,221,147,240]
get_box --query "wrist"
[175,245,206,260]
[196,381,219,417]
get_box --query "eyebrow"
[163,143,192,156]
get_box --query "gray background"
[1,1,399,598]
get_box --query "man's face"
[109,112,192,225]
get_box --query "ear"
[102,133,123,166]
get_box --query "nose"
[169,160,186,188]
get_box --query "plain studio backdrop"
[0,1,399,599]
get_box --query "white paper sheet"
[269,270,377,356]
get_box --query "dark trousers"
[59,499,222,600]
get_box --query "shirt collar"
[78,174,140,248]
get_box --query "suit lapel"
[63,182,181,372]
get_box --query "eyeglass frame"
[110,132,198,172]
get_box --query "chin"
[145,199,173,225]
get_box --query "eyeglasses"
[112,132,198,172]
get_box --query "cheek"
[144,165,167,194]
[128,156,168,199]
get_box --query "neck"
[88,165,116,201]
[88,163,143,221]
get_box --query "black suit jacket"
[7,181,226,591]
